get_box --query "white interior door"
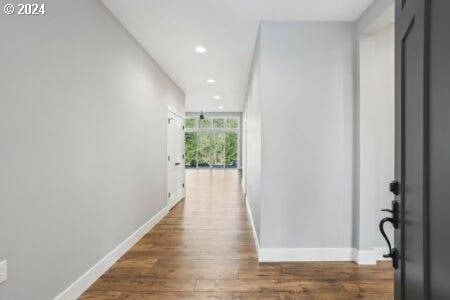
[167,110,185,207]
[175,116,185,196]
[167,112,176,201]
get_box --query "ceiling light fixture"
[213,95,221,100]
[218,106,224,110]
[207,78,216,83]
[195,45,207,54]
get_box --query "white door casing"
[167,109,185,209]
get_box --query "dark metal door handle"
[379,200,399,269]
[175,162,181,166]
[389,180,400,195]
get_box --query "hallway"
[81,170,393,299]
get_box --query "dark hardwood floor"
[81,169,394,299]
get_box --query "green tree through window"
[185,117,239,168]
[185,118,196,129]
[226,118,238,129]
[185,132,197,167]
[225,133,238,167]
[213,119,225,128]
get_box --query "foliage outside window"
[225,133,238,167]
[198,118,211,128]
[185,132,197,167]
[197,133,210,166]
[213,118,225,128]
[210,133,225,166]
[226,118,238,129]
[185,118,196,129]
[185,116,239,168]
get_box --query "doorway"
[167,109,185,210]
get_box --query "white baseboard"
[54,205,169,300]
[244,196,259,258]
[259,248,380,264]
[352,249,377,265]
[243,195,380,265]
[374,247,390,261]
[259,247,354,263]
[167,192,185,211]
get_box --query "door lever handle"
[379,200,399,269]
[379,217,399,269]
[381,200,399,229]
[175,162,181,166]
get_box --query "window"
[225,132,238,167]
[198,118,211,128]
[185,115,240,168]
[210,132,226,166]
[197,132,210,167]
[185,132,197,167]
[226,118,238,129]
[185,118,196,129]
[213,118,225,129]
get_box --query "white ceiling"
[103,0,374,112]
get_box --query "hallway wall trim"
[245,196,260,258]
[54,205,169,300]
[352,249,377,265]
[167,193,186,211]
[375,247,390,261]
[259,248,355,263]
[244,197,390,265]
[258,247,387,265]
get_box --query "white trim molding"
[352,249,377,265]
[167,192,185,211]
[258,247,386,264]
[244,194,382,265]
[245,196,260,258]
[375,247,390,261]
[54,205,169,300]
[259,248,355,263]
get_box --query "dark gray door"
[395,0,429,299]
[381,1,450,299]
[428,1,450,299]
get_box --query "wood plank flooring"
[81,169,393,299]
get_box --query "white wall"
[260,22,356,248]
[352,0,395,258]
[0,1,184,299]
[244,22,356,250]
[358,23,395,251]
[242,4,395,262]
[243,35,262,240]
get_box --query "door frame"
[167,107,185,209]
[355,1,396,266]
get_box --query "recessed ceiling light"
[218,105,224,109]
[195,45,207,54]
[207,78,216,83]
[213,95,221,100]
